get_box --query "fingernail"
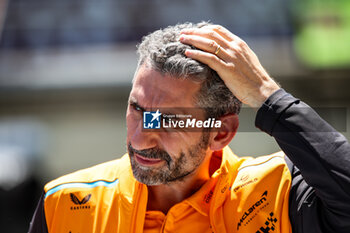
[179,36,185,41]
[185,49,192,56]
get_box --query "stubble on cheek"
[127,143,175,185]
[127,131,209,185]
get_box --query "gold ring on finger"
[214,45,221,55]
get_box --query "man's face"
[126,64,211,185]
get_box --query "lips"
[134,153,163,166]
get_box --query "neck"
[146,151,215,214]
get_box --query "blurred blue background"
[0,0,349,232]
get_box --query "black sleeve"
[28,192,49,233]
[255,89,350,233]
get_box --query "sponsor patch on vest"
[236,190,269,230]
[70,193,92,210]
[203,190,214,204]
[232,174,259,193]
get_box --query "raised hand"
[180,25,280,108]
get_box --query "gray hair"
[136,22,241,118]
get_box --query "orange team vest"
[44,147,292,233]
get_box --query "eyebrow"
[128,96,186,117]
[128,96,147,112]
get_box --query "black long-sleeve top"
[256,89,350,233]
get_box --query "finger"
[184,49,228,73]
[180,28,230,48]
[202,25,239,42]
[180,35,230,61]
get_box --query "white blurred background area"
[0,0,349,232]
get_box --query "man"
[28,22,350,233]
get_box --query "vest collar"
[117,146,242,233]
[185,147,242,217]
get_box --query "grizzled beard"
[127,132,210,186]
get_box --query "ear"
[209,114,239,151]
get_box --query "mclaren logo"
[70,193,91,210]
[237,191,268,230]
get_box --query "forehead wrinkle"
[136,81,178,109]
[131,82,168,111]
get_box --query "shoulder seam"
[238,155,285,172]
[45,177,119,199]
